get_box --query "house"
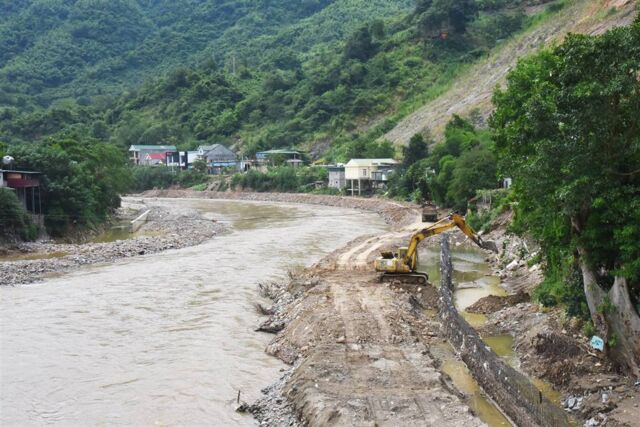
[256,149,303,167]
[197,144,237,173]
[129,145,178,166]
[143,152,166,166]
[327,165,346,189]
[345,158,399,196]
[0,169,43,220]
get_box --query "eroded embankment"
[384,0,638,144]
[0,201,223,285]
[438,235,569,427]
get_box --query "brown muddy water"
[0,198,388,426]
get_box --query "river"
[0,198,388,426]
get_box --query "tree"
[446,146,497,211]
[490,18,640,375]
[343,26,377,61]
[8,135,131,236]
[403,133,430,168]
[416,0,478,38]
[370,20,385,40]
[192,158,208,174]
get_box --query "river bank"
[1,190,420,286]
[463,212,640,427]
[0,199,223,285]
[140,189,420,226]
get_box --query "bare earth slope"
[384,0,638,144]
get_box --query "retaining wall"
[438,235,569,427]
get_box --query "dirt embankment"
[470,211,640,427]
[239,200,493,426]
[250,268,483,426]
[0,200,223,286]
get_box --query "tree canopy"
[491,16,640,373]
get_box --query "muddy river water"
[0,198,388,426]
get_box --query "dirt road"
[252,214,488,426]
[270,270,482,426]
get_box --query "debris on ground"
[466,291,530,314]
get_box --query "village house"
[344,158,399,196]
[0,169,44,222]
[256,149,304,167]
[197,144,237,174]
[327,165,346,189]
[143,152,167,166]
[129,145,178,166]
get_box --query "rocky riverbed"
[0,199,224,286]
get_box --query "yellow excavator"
[375,213,498,284]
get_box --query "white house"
[345,158,399,196]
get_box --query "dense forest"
[0,0,414,108]
[0,0,579,237]
[1,0,540,156]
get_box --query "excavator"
[374,212,499,284]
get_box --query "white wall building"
[344,158,399,196]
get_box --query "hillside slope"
[384,0,638,145]
[0,0,413,108]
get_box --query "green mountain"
[2,0,538,160]
[0,0,414,108]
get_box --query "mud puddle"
[91,222,134,243]
[483,334,565,407]
[430,342,512,426]
[0,198,388,426]
[421,243,567,426]
[0,251,69,262]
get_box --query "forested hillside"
[2,0,543,159]
[0,0,414,108]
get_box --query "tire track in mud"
[262,269,485,426]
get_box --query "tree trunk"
[579,249,640,376]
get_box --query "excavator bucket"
[481,240,499,253]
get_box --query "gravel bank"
[0,202,223,286]
[140,189,421,226]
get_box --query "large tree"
[490,17,640,374]
[416,0,478,38]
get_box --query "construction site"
[1,192,639,426]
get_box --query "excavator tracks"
[379,272,429,286]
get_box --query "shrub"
[0,188,38,241]
[131,166,177,192]
[177,169,209,188]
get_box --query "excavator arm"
[375,212,498,284]
[401,213,498,270]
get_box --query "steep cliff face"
[384,0,638,145]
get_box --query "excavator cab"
[375,213,498,285]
